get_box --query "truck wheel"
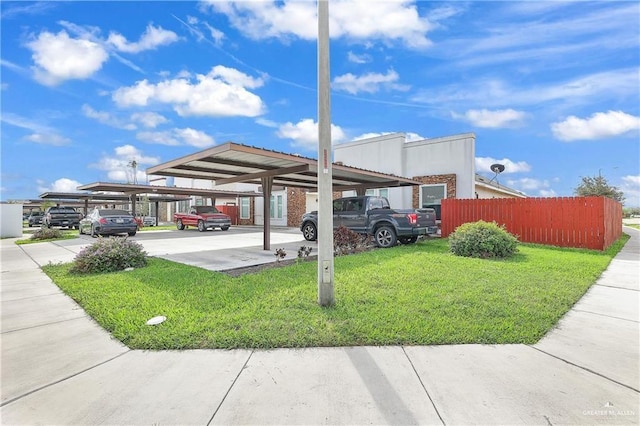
[302,223,317,241]
[374,226,397,248]
[128,231,136,237]
[399,236,418,244]
[221,226,230,231]
[176,219,185,230]
[197,220,206,232]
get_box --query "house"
[332,132,526,220]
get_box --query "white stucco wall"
[404,133,476,199]
[254,190,287,227]
[1,204,23,238]
[334,132,476,209]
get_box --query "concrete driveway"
[26,225,313,272]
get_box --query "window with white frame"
[240,197,250,219]
[270,194,283,219]
[365,188,389,199]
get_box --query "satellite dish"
[489,163,505,184]
[491,164,505,174]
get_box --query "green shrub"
[30,227,63,240]
[449,220,518,259]
[70,237,148,274]
[333,226,373,256]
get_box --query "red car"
[174,206,231,232]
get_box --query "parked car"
[79,209,138,237]
[174,206,231,232]
[27,211,44,227]
[133,214,157,227]
[42,206,83,229]
[300,195,437,248]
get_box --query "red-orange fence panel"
[441,196,622,250]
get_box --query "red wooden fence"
[441,197,622,250]
[216,205,239,225]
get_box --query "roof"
[475,174,527,198]
[146,142,423,192]
[39,191,192,203]
[74,183,261,198]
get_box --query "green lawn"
[16,230,79,245]
[42,235,628,350]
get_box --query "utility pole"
[317,0,334,306]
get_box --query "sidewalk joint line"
[1,291,64,302]
[207,350,254,426]
[594,283,639,292]
[401,346,446,426]
[572,309,639,323]
[528,346,639,393]
[0,350,131,408]
[1,316,87,335]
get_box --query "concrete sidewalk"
[1,228,638,424]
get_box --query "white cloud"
[107,24,179,53]
[347,51,371,64]
[202,1,433,48]
[37,177,83,193]
[353,131,426,142]
[621,175,640,207]
[173,128,215,148]
[91,145,160,183]
[112,66,265,117]
[277,118,346,150]
[130,112,168,128]
[476,157,532,174]
[505,177,556,197]
[410,68,639,109]
[24,133,71,146]
[26,30,108,86]
[332,69,409,95]
[82,104,136,130]
[136,128,215,148]
[255,118,279,128]
[1,112,72,146]
[551,110,640,141]
[453,108,526,128]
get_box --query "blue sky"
[1,1,639,206]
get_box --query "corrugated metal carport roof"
[146,142,421,192]
[74,183,261,198]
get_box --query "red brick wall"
[238,197,255,225]
[287,187,307,227]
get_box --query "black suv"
[27,211,44,227]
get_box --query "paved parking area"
[22,226,313,272]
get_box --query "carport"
[71,183,261,225]
[146,142,424,250]
[39,191,193,222]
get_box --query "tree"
[574,175,625,203]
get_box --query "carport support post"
[261,177,272,250]
[130,194,136,216]
[317,0,334,307]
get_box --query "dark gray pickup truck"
[43,206,83,229]
[300,196,437,248]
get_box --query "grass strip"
[42,235,628,350]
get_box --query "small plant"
[297,246,313,262]
[30,227,63,241]
[274,248,287,263]
[333,226,373,256]
[449,220,518,259]
[70,237,148,274]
